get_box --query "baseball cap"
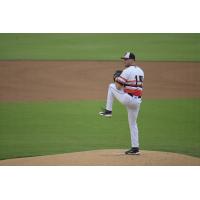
[121,52,135,60]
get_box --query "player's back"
[127,66,144,80]
[124,66,144,89]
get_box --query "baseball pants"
[106,83,141,148]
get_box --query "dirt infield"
[0,149,200,166]
[0,61,200,165]
[0,61,200,101]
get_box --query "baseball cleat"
[125,147,140,155]
[99,109,112,117]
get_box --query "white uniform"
[106,65,144,148]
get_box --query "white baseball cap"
[121,52,135,60]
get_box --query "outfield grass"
[0,99,199,160]
[0,33,199,61]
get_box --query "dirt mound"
[0,149,199,166]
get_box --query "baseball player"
[99,52,144,155]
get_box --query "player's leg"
[125,105,140,155]
[105,83,130,110]
[106,83,141,109]
[99,83,140,116]
[99,83,128,116]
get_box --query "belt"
[128,93,141,98]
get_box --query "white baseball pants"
[106,83,141,148]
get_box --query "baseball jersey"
[116,65,144,96]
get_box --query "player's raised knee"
[108,83,115,89]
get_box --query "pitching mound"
[0,149,200,166]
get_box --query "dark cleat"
[125,147,140,155]
[99,109,112,117]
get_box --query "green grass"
[0,99,199,160]
[0,33,199,61]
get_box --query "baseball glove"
[113,70,122,82]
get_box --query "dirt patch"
[0,149,199,166]
[0,61,200,101]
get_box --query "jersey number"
[135,75,144,84]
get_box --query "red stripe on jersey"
[119,76,127,81]
[116,77,126,84]
[124,89,143,96]
[127,80,136,83]
[126,83,143,87]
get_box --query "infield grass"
[0,33,200,61]
[0,99,199,160]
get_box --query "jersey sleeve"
[115,69,129,84]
